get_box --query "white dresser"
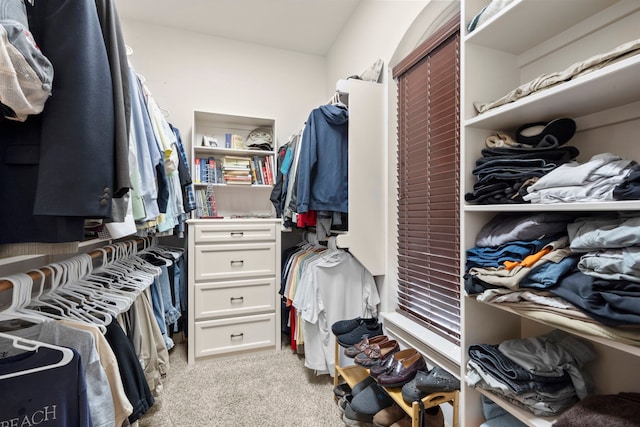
[187,218,281,363]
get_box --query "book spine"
[194,158,201,183]
[199,157,208,183]
[252,156,261,184]
[265,155,274,185]
[225,133,231,148]
[208,157,216,183]
[249,159,258,184]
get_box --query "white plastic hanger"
[0,274,49,325]
[0,331,74,380]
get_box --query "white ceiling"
[114,0,362,56]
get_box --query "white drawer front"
[194,313,276,358]
[194,242,275,281]
[194,278,276,320]
[194,223,276,243]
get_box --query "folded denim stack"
[332,316,384,347]
[465,330,595,417]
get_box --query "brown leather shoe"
[344,334,389,358]
[370,348,417,378]
[354,340,400,367]
[373,402,405,426]
[376,351,426,387]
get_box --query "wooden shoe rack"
[334,341,459,427]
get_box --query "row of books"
[194,188,220,218]
[193,155,274,185]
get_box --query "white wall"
[119,19,327,153]
[325,0,429,93]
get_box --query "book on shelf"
[224,134,245,149]
[249,158,259,184]
[264,155,274,185]
[224,175,252,182]
[225,180,253,186]
[207,157,219,184]
[253,156,264,185]
[194,158,201,183]
[222,155,251,167]
[199,157,208,183]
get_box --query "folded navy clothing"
[478,145,579,165]
[464,273,501,295]
[613,162,640,200]
[549,270,640,326]
[475,167,554,184]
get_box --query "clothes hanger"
[0,274,49,325]
[18,270,70,322]
[35,259,113,329]
[0,331,74,380]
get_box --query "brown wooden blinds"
[392,14,461,346]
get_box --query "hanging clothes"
[281,234,379,376]
[0,0,115,254]
[95,0,133,223]
[5,321,116,427]
[293,246,379,376]
[0,333,93,427]
[296,104,349,215]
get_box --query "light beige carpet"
[138,339,346,427]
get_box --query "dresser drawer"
[194,278,276,320]
[194,313,276,358]
[194,223,276,243]
[194,242,275,281]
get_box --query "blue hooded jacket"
[296,104,349,213]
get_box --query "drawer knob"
[230,260,244,267]
[230,232,244,237]
[230,333,244,340]
[230,296,244,303]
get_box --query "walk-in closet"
[2,1,639,426]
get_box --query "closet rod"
[0,237,153,292]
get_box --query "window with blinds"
[392,14,461,346]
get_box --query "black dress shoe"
[415,366,460,393]
[377,352,426,388]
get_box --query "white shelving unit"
[460,0,640,425]
[191,111,277,219]
[187,111,281,363]
[335,79,386,276]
